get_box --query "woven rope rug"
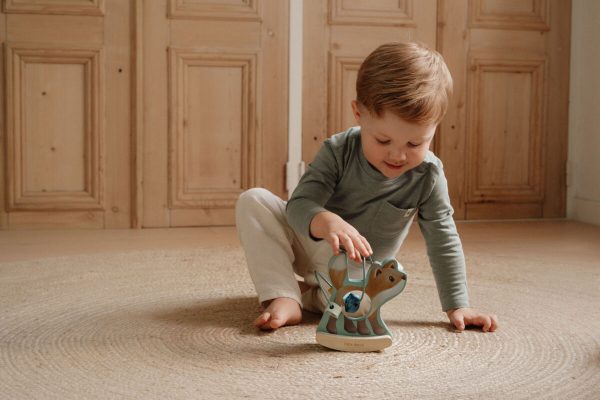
[1,246,599,399]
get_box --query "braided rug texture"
[1,247,599,399]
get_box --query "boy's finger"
[352,235,369,258]
[472,315,492,332]
[483,316,492,332]
[356,236,370,257]
[328,233,340,255]
[340,233,356,259]
[360,236,373,255]
[452,313,465,331]
[489,314,499,332]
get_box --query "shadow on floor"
[149,295,331,355]
[150,295,320,334]
[149,296,459,354]
[386,319,456,332]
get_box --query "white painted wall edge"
[567,0,600,226]
[570,197,600,226]
[286,0,305,198]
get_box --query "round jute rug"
[1,247,599,399]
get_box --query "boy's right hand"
[309,211,373,262]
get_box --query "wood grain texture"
[1,2,132,229]
[302,0,330,163]
[436,0,468,219]
[469,0,549,31]
[5,44,104,211]
[259,0,288,198]
[132,0,143,228]
[168,49,256,209]
[104,0,131,228]
[466,56,545,204]
[439,0,569,219]
[167,0,261,21]
[329,0,414,27]
[3,0,105,16]
[142,0,287,227]
[7,210,104,229]
[542,0,570,217]
[0,8,6,228]
[141,0,170,227]
[6,14,103,44]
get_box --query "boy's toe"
[269,316,285,329]
[254,312,271,328]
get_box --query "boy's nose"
[389,150,407,163]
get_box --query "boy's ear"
[351,100,361,124]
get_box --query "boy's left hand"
[446,307,498,332]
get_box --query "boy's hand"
[446,307,498,332]
[309,211,373,262]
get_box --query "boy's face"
[352,100,436,179]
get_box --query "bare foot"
[253,297,302,331]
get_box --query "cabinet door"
[438,0,570,219]
[302,0,438,163]
[1,0,132,229]
[141,0,288,227]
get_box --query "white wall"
[567,0,600,226]
[287,0,304,197]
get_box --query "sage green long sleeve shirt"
[286,127,469,311]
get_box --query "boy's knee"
[236,188,270,211]
[235,188,280,222]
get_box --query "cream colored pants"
[235,188,331,313]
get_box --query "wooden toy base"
[316,331,392,352]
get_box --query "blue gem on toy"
[343,292,361,313]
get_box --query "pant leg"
[236,187,333,312]
[235,188,304,306]
[294,233,333,313]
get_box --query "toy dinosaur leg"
[369,313,386,335]
[343,316,357,333]
[357,319,370,335]
[326,316,338,334]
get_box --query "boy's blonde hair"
[356,42,453,125]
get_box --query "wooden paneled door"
[436,0,570,219]
[141,0,288,227]
[0,0,132,229]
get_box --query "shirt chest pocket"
[369,201,417,238]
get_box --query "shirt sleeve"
[417,163,470,311]
[286,141,340,238]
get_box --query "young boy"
[236,42,498,333]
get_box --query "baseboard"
[570,196,600,226]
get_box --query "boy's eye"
[376,139,390,145]
[408,142,421,148]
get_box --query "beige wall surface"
[568,0,600,226]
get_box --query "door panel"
[142,0,288,227]
[438,0,570,219]
[1,0,131,229]
[0,9,6,229]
